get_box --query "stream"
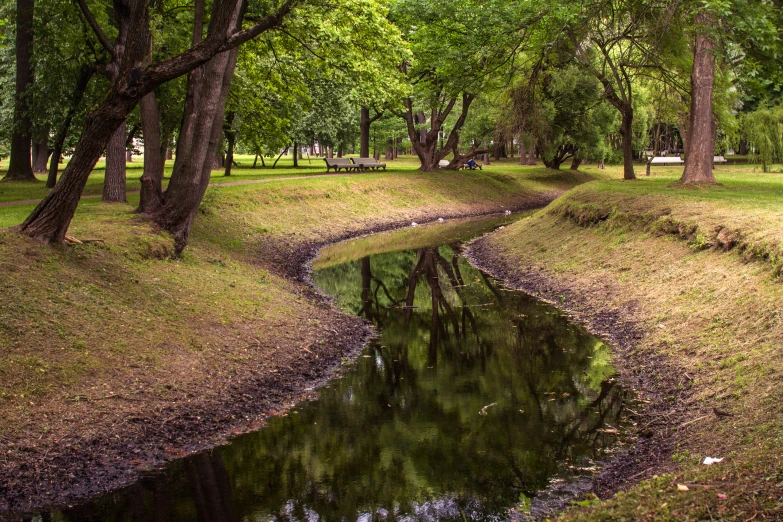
[32,214,633,521]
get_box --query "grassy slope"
[0,158,595,509]
[480,164,783,520]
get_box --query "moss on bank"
[475,167,783,520]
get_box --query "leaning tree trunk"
[47,68,95,187]
[570,156,582,170]
[48,67,95,188]
[103,120,127,202]
[619,107,637,180]
[138,90,164,213]
[4,0,36,181]
[151,47,239,254]
[680,10,718,184]
[17,0,293,245]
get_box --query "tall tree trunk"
[360,106,371,157]
[103,120,127,202]
[527,145,536,166]
[680,10,718,184]
[32,131,50,173]
[292,141,298,168]
[47,67,95,188]
[152,46,239,253]
[619,108,636,180]
[4,0,36,181]
[416,110,427,143]
[138,90,164,213]
[385,138,393,160]
[223,111,236,176]
[519,140,526,165]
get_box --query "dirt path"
[0,173,347,208]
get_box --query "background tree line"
[0,0,781,252]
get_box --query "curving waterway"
[32,214,632,521]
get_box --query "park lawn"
[0,153,347,204]
[475,164,783,520]
[0,159,597,511]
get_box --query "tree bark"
[17,0,295,244]
[570,157,582,170]
[138,90,164,213]
[528,145,536,166]
[680,10,718,184]
[47,66,95,188]
[5,0,36,181]
[360,106,371,157]
[152,46,239,254]
[292,141,298,168]
[32,131,50,173]
[223,111,236,176]
[519,141,526,165]
[103,120,127,202]
[619,108,636,180]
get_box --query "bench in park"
[324,158,363,173]
[350,157,386,170]
[646,155,728,175]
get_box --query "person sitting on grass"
[464,158,482,170]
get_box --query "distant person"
[464,158,481,170]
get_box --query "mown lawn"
[480,162,783,520]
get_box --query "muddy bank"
[0,195,559,517]
[466,234,695,519]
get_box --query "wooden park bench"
[324,158,363,173]
[350,157,386,170]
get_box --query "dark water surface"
[37,215,631,521]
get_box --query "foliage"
[743,103,783,172]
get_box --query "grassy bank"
[474,165,783,520]
[0,160,593,511]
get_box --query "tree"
[680,9,718,184]
[16,0,299,246]
[102,120,127,202]
[390,0,542,171]
[533,64,616,170]
[743,103,783,172]
[4,0,35,181]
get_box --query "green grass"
[480,163,783,520]
[0,153,339,204]
[0,158,591,473]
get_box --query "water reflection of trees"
[43,244,629,522]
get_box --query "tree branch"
[74,0,115,56]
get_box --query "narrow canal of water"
[36,215,632,521]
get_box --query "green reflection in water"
[42,216,629,522]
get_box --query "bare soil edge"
[465,234,697,520]
[0,195,556,517]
